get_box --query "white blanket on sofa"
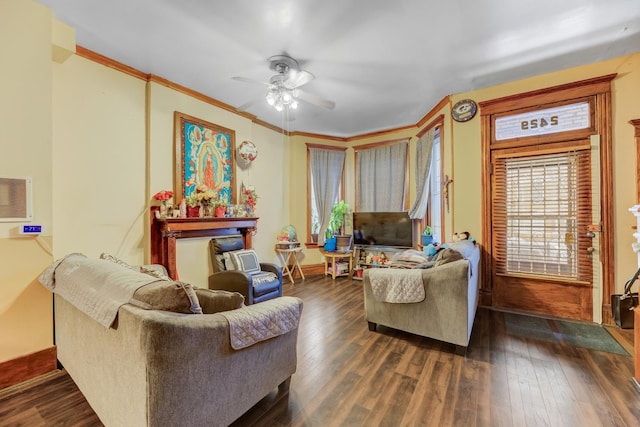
[39,253,160,328]
[368,269,425,303]
[220,296,302,350]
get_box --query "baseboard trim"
[301,263,325,277]
[0,346,57,390]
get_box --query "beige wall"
[0,0,54,363]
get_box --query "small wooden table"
[276,247,305,284]
[321,249,353,280]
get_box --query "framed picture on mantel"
[173,111,236,205]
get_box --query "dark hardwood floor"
[1,275,638,426]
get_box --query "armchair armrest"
[260,262,283,282]
[208,270,251,303]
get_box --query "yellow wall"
[0,0,54,363]
[147,82,289,287]
[52,55,147,262]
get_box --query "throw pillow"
[433,248,464,267]
[129,281,203,314]
[229,249,261,274]
[195,288,245,314]
[222,252,236,270]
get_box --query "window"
[426,132,442,243]
[307,144,346,245]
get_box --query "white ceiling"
[40,0,640,138]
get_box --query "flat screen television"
[352,211,414,248]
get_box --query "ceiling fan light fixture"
[266,92,276,106]
[275,102,284,112]
[291,100,298,109]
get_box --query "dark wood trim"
[75,45,148,80]
[478,74,616,113]
[305,143,347,151]
[480,113,493,300]
[352,137,411,152]
[416,97,450,129]
[292,132,347,142]
[598,91,615,323]
[345,125,417,142]
[416,114,444,138]
[0,347,57,390]
[300,263,325,277]
[631,119,640,203]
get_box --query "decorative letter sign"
[495,102,590,141]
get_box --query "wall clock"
[451,99,477,122]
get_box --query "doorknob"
[586,231,596,238]
[586,247,595,254]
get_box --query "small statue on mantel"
[379,252,387,264]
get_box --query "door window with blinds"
[492,150,592,282]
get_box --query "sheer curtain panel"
[356,141,408,212]
[409,128,436,219]
[310,148,345,245]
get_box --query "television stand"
[352,245,412,280]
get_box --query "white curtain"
[310,148,345,245]
[356,141,408,211]
[408,128,435,219]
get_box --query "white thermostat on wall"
[18,224,43,235]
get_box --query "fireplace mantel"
[150,207,258,279]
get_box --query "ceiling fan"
[233,54,336,112]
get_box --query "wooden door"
[490,142,596,320]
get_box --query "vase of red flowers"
[153,190,174,218]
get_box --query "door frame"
[479,74,616,323]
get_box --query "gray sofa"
[363,245,480,354]
[45,255,302,427]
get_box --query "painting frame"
[174,111,236,205]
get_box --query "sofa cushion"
[195,288,245,313]
[129,281,203,314]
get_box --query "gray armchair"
[208,236,283,304]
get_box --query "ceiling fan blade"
[296,90,336,110]
[285,70,315,89]
[236,95,265,112]
[232,76,270,86]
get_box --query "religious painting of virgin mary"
[174,112,236,205]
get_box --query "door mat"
[504,312,629,356]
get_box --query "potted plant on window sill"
[421,226,434,246]
[326,200,352,252]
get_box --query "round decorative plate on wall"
[451,99,477,122]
